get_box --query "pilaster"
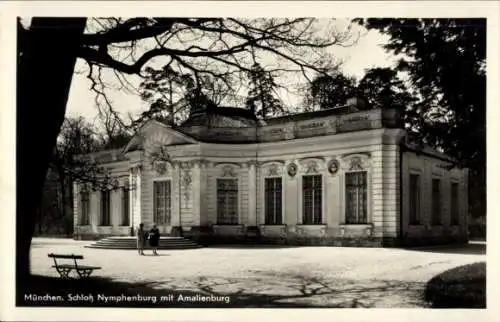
[247,161,257,225]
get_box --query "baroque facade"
[73,100,469,247]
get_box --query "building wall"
[191,128,405,246]
[401,151,468,245]
[73,162,131,239]
[73,120,468,247]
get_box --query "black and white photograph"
[0,1,498,321]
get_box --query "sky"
[65,19,398,124]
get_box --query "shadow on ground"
[18,273,427,308]
[404,242,486,255]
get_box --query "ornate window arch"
[297,157,326,225]
[298,157,326,175]
[213,162,241,225]
[341,153,372,225]
[259,161,285,225]
[340,153,371,172]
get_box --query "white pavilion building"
[73,98,469,247]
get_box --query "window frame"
[344,170,368,225]
[216,178,239,225]
[450,181,460,226]
[121,185,130,226]
[409,172,422,225]
[80,188,90,226]
[301,174,323,225]
[153,179,172,226]
[431,177,442,226]
[100,189,111,226]
[264,176,284,225]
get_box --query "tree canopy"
[304,72,357,110]
[16,17,360,285]
[245,63,285,119]
[355,18,486,218]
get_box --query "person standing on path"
[137,223,146,255]
[149,224,160,256]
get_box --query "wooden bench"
[48,253,101,279]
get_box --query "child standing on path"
[137,223,146,255]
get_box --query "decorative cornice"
[340,152,372,171]
[259,160,286,166]
[298,156,326,163]
[341,151,372,159]
[213,162,243,168]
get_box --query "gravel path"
[30,238,485,308]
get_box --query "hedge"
[424,262,486,308]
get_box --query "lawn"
[25,238,486,308]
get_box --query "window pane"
[100,190,110,226]
[409,174,420,224]
[313,187,322,224]
[432,179,441,225]
[122,187,129,226]
[345,186,357,224]
[451,183,459,225]
[165,181,171,225]
[81,191,89,225]
[302,175,322,224]
[217,179,238,225]
[303,189,313,224]
[275,190,283,225]
[265,178,282,225]
[154,181,171,225]
[345,172,368,224]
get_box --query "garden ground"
[27,238,486,308]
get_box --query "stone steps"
[85,236,202,250]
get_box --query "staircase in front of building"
[85,236,202,250]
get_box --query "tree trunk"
[58,166,67,220]
[17,17,86,303]
[68,174,75,237]
[36,202,43,235]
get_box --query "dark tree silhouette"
[46,117,99,236]
[304,73,357,110]
[245,63,285,119]
[357,67,416,111]
[17,17,357,298]
[134,66,227,127]
[355,18,486,219]
[17,18,88,295]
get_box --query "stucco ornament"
[327,159,340,175]
[287,163,298,177]
[340,153,371,171]
[154,160,168,175]
[108,178,120,190]
[222,165,237,177]
[182,169,192,205]
[267,164,280,177]
[349,157,363,171]
[305,160,319,174]
[182,170,192,187]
